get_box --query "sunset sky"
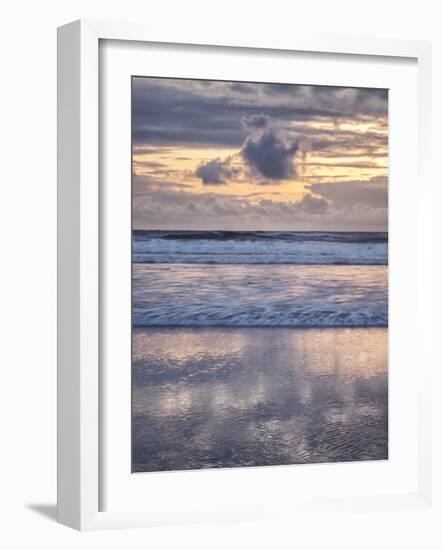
[132,77,388,231]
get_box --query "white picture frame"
[57,19,434,531]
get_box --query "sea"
[132,230,388,329]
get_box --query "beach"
[132,326,388,472]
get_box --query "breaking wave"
[133,230,388,266]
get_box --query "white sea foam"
[132,263,388,328]
[133,232,388,266]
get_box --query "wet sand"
[132,327,388,472]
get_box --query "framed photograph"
[57,20,433,530]
[130,78,391,473]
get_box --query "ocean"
[132,230,388,329]
[132,230,388,472]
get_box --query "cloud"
[195,114,305,184]
[131,77,388,230]
[241,115,299,180]
[133,175,390,231]
[229,82,255,94]
[132,77,388,148]
[132,146,173,155]
[137,177,384,229]
[195,157,239,185]
[241,114,270,131]
[297,193,329,214]
[134,161,165,169]
[307,177,388,209]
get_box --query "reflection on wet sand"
[132,327,388,472]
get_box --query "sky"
[132,77,388,231]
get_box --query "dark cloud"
[310,134,388,155]
[195,157,238,185]
[298,86,388,118]
[132,79,243,147]
[241,114,270,131]
[229,82,255,94]
[262,83,299,96]
[241,116,299,180]
[132,77,388,148]
[193,114,305,184]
